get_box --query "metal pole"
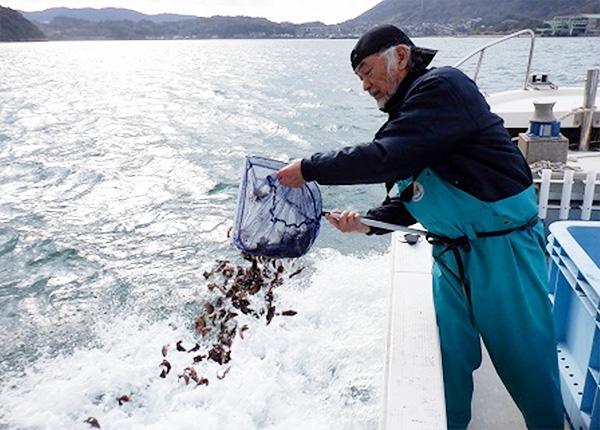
[579,68,599,151]
[524,34,535,90]
[473,51,485,83]
[325,212,429,236]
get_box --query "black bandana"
[350,25,437,71]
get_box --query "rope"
[558,106,597,120]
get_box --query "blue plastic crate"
[547,221,600,430]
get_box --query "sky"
[2,0,383,24]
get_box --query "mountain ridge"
[5,0,600,42]
[22,7,198,24]
[0,6,46,41]
[343,0,600,34]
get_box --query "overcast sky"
[4,0,382,24]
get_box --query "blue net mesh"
[232,156,323,258]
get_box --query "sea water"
[1,36,599,430]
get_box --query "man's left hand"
[276,159,306,188]
[325,210,371,234]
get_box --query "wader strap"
[474,216,539,239]
[426,216,539,324]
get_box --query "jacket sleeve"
[301,69,483,185]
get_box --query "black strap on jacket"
[425,216,539,323]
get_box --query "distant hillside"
[33,15,304,41]
[342,0,600,34]
[14,0,600,41]
[22,7,197,24]
[0,5,46,41]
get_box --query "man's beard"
[375,73,401,110]
[376,95,389,110]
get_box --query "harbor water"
[1,36,599,429]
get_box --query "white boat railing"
[453,29,535,90]
[535,168,600,221]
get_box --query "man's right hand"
[276,159,305,188]
[324,210,371,234]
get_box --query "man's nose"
[362,78,371,92]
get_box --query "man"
[276,25,564,430]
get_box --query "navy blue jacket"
[300,66,532,227]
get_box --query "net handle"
[324,212,428,236]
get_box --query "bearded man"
[277,25,564,430]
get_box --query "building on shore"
[538,14,600,36]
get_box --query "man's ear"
[395,45,411,71]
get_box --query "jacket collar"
[380,67,428,115]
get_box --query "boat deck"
[487,87,598,130]
[470,346,526,429]
[568,150,600,172]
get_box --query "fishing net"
[232,156,322,258]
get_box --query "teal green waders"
[401,168,564,430]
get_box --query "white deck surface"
[567,151,600,173]
[382,231,528,430]
[487,87,598,129]
[380,232,445,430]
[470,345,526,430]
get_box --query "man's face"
[355,52,401,109]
